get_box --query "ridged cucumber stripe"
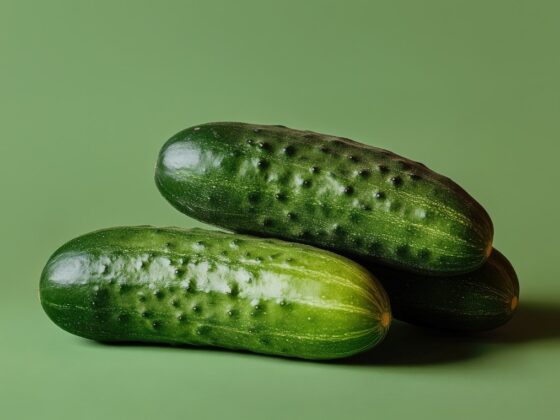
[42,302,382,342]
[174,198,482,260]
[179,171,485,253]
[297,254,382,296]
[207,139,486,238]
[280,265,386,315]
[272,298,380,317]
[266,266,380,309]
[357,210,481,250]
[460,281,514,302]
[201,324,383,342]
[421,255,486,270]
[395,189,489,243]
[261,259,379,300]
[44,291,380,318]
[238,242,383,310]
[184,199,467,257]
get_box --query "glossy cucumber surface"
[155,122,493,274]
[40,226,391,360]
[369,249,519,331]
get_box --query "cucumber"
[155,122,493,274]
[40,226,391,360]
[368,249,519,331]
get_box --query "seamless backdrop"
[1,1,559,419]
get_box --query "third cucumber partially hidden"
[367,249,519,331]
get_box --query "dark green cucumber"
[40,226,390,360]
[155,122,493,274]
[367,249,519,331]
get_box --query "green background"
[1,1,558,418]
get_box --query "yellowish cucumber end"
[380,311,391,329]
[485,241,493,259]
[510,296,519,312]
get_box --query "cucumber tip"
[380,312,391,328]
[510,296,519,312]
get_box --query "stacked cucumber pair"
[41,122,519,360]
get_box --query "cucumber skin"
[40,226,390,360]
[367,249,519,331]
[155,122,493,275]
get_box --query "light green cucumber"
[40,226,391,360]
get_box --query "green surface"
[1,0,559,419]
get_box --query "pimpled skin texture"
[40,226,391,360]
[368,249,519,331]
[155,122,493,275]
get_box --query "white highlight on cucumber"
[49,253,91,284]
[163,143,201,170]
[162,143,223,173]
[50,253,319,306]
[186,261,231,294]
